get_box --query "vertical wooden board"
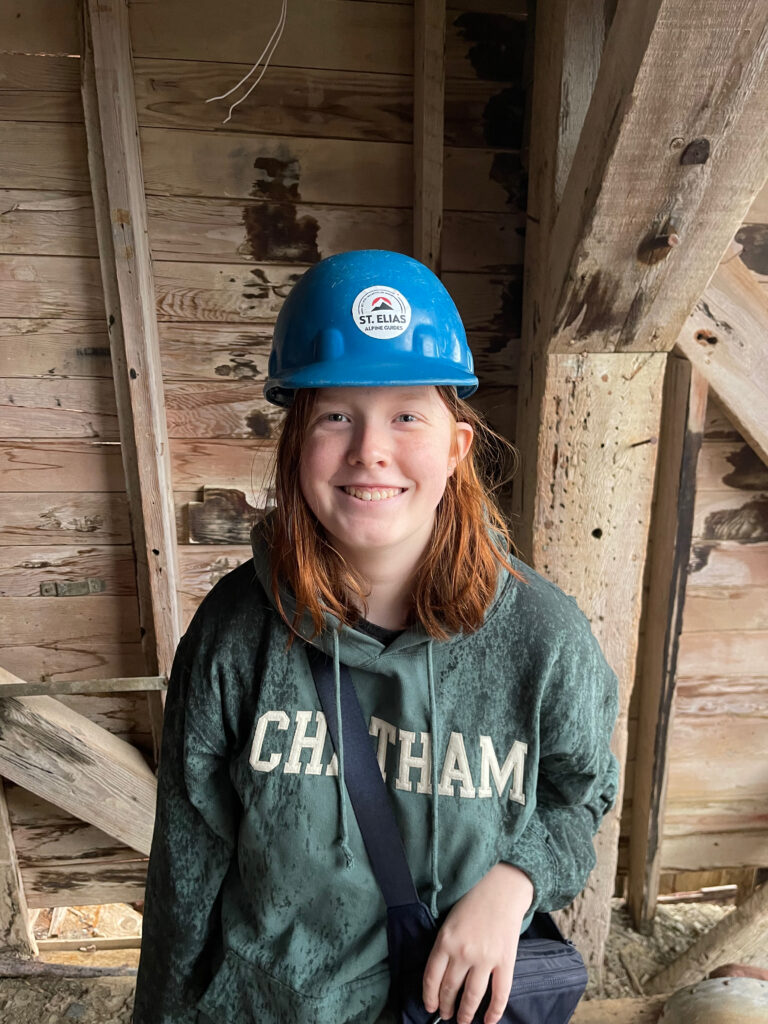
[0,782,37,955]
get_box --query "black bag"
[307,646,588,1024]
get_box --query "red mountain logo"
[371,296,393,309]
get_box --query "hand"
[422,863,534,1024]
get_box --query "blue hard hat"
[264,250,479,407]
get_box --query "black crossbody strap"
[306,644,419,909]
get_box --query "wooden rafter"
[80,0,180,759]
[413,0,445,271]
[544,0,768,356]
[0,666,156,856]
[627,358,707,932]
[675,245,768,467]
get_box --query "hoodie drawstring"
[333,628,355,869]
[427,639,442,917]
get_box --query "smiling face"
[299,386,473,576]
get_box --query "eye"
[396,413,418,423]
[324,412,349,423]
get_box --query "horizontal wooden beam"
[545,0,768,355]
[0,666,156,855]
[674,247,768,466]
[0,676,165,698]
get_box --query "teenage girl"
[132,249,619,1024]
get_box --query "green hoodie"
[133,520,619,1024]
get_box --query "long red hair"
[265,386,529,640]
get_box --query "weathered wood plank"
[0,782,36,956]
[0,0,80,56]
[674,247,768,466]
[0,595,141,647]
[140,126,519,212]
[164,381,284,439]
[0,191,96,256]
[0,643,146,685]
[544,0,768,356]
[676,629,768,678]
[132,57,516,148]
[695,441,768,491]
[687,543,768,588]
[178,544,253,596]
[572,996,666,1024]
[628,360,707,932]
[0,441,125,492]
[127,0,523,80]
[156,323,520,388]
[0,673,156,854]
[170,439,273,492]
[0,492,131,545]
[660,832,768,872]
[0,123,89,191]
[0,676,164,698]
[82,0,181,752]
[0,544,135,596]
[0,378,119,439]
[153,261,522,335]
[682,587,768,632]
[144,196,524,272]
[0,54,81,123]
[692,492,768,544]
[0,255,103,318]
[647,884,768,993]
[0,319,112,379]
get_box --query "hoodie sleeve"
[132,615,240,1024]
[499,601,620,913]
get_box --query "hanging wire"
[205,0,288,125]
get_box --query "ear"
[448,421,474,476]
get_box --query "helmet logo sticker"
[352,286,412,340]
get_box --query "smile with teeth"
[342,486,404,502]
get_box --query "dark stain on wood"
[559,271,622,338]
[245,409,274,438]
[722,444,768,490]
[689,544,711,573]
[187,487,274,545]
[735,224,768,276]
[214,355,261,379]
[250,154,301,202]
[489,152,527,211]
[482,86,524,148]
[701,497,768,542]
[75,347,111,359]
[492,279,523,336]
[453,13,527,83]
[242,203,319,263]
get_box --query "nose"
[346,419,390,468]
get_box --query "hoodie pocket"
[196,947,390,1024]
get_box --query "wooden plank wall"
[619,388,768,885]
[122,0,529,629]
[0,0,159,907]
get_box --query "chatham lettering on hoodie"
[250,709,528,804]
[132,516,619,1024]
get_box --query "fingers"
[483,961,515,1024]
[455,966,492,1024]
[422,946,449,1015]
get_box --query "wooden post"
[80,0,181,760]
[0,782,37,957]
[627,358,708,931]
[413,0,445,271]
[514,0,768,975]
